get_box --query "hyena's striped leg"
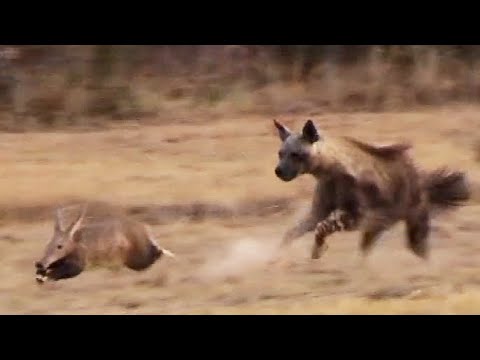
[311,209,359,260]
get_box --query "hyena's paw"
[311,242,328,260]
[267,251,294,270]
[268,256,288,267]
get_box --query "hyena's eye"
[57,245,63,250]
[290,152,303,160]
[278,150,284,158]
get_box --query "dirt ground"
[2,105,480,314]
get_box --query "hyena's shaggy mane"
[312,135,414,193]
[314,134,470,216]
[344,137,412,160]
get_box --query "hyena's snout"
[275,166,283,178]
[275,164,298,182]
[275,166,289,181]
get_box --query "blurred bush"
[1,45,480,130]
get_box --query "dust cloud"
[197,238,278,281]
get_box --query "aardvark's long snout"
[35,257,57,284]
[35,261,48,284]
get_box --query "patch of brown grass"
[0,197,294,226]
[2,106,480,314]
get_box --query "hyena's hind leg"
[405,206,430,260]
[360,226,386,257]
[358,213,397,257]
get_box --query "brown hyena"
[273,119,470,261]
[35,201,175,284]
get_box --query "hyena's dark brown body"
[273,119,470,260]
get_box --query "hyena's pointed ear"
[273,119,291,142]
[302,119,321,144]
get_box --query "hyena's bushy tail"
[423,167,471,210]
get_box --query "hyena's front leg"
[280,178,336,249]
[269,180,336,268]
[269,216,319,267]
[311,172,363,260]
[280,216,318,248]
[311,209,359,259]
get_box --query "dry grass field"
[2,104,480,314]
